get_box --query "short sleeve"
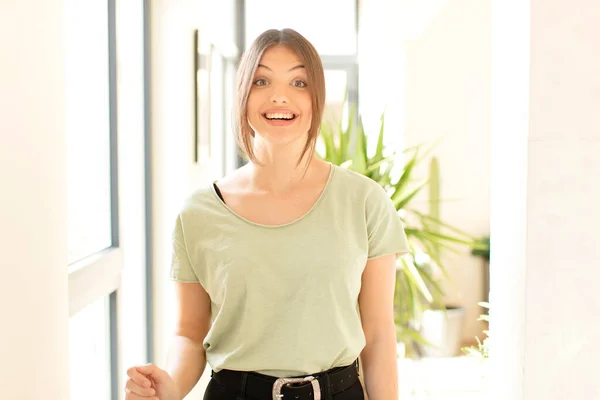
[169,214,199,282]
[366,184,411,260]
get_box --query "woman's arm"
[358,254,399,400]
[165,281,212,399]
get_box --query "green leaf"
[391,149,420,205]
[419,239,453,283]
[376,161,396,187]
[350,116,368,174]
[366,154,396,174]
[410,209,481,240]
[393,181,427,210]
[339,103,355,162]
[404,260,433,303]
[374,112,385,162]
[418,267,446,299]
[462,346,484,359]
[340,160,353,169]
[406,229,483,247]
[319,121,337,165]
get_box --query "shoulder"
[179,164,248,212]
[182,186,215,209]
[176,185,220,224]
[329,165,395,219]
[331,165,387,199]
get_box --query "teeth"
[265,112,294,120]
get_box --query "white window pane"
[69,296,111,400]
[65,0,112,266]
[325,69,348,105]
[323,69,348,125]
[245,0,356,55]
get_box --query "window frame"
[321,55,359,108]
[67,1,122,399]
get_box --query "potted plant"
[415,156,467,357]
[462,301,491,384]
[317,105,485,356]
[462,301,490,360]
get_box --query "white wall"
[0,2,70,399]
[489,1,529,398]
[149,1,199,396]
[149,0,237,397]
[523,0,600,397]
[491,0,600,398]
[359,0,492,344]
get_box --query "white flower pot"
[419,306,466,357]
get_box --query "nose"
[269,84,289,104]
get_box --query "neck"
[247,138,318,193]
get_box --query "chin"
[252,122,310,143]
[259,131,307,146]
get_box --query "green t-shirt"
[169,164,410,377]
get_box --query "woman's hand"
[125,363,181,400]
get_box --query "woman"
[125,28,409,400]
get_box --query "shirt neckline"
[209,163,336,229]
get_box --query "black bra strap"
[213,182,225,204]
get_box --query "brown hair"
[234,28,326,165]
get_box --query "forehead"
[257,45,304,71]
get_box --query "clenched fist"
[125,363,180,400]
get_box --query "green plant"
[317,106,485,354]
[471,234,491,303]
[462,301,490,359]
[428,157,441,259]
[471,235,490,261]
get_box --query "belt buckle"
[272,375,321,400]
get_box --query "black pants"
[203,362,365,400]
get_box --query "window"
[323,68,354,125]
[65,1,121,399]
[201,38,239,176]
[66,0,113,268]
[69,296,112,400]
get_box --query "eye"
[292,80,307,88]
[253,78,268,87]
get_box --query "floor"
[397,356,490,399]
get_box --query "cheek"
[246,94,260,115]
[299,94,312,117]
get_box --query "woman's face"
[246,45,312,146]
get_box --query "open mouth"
[262,112,297,121]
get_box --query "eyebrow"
[257,64,305,72]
